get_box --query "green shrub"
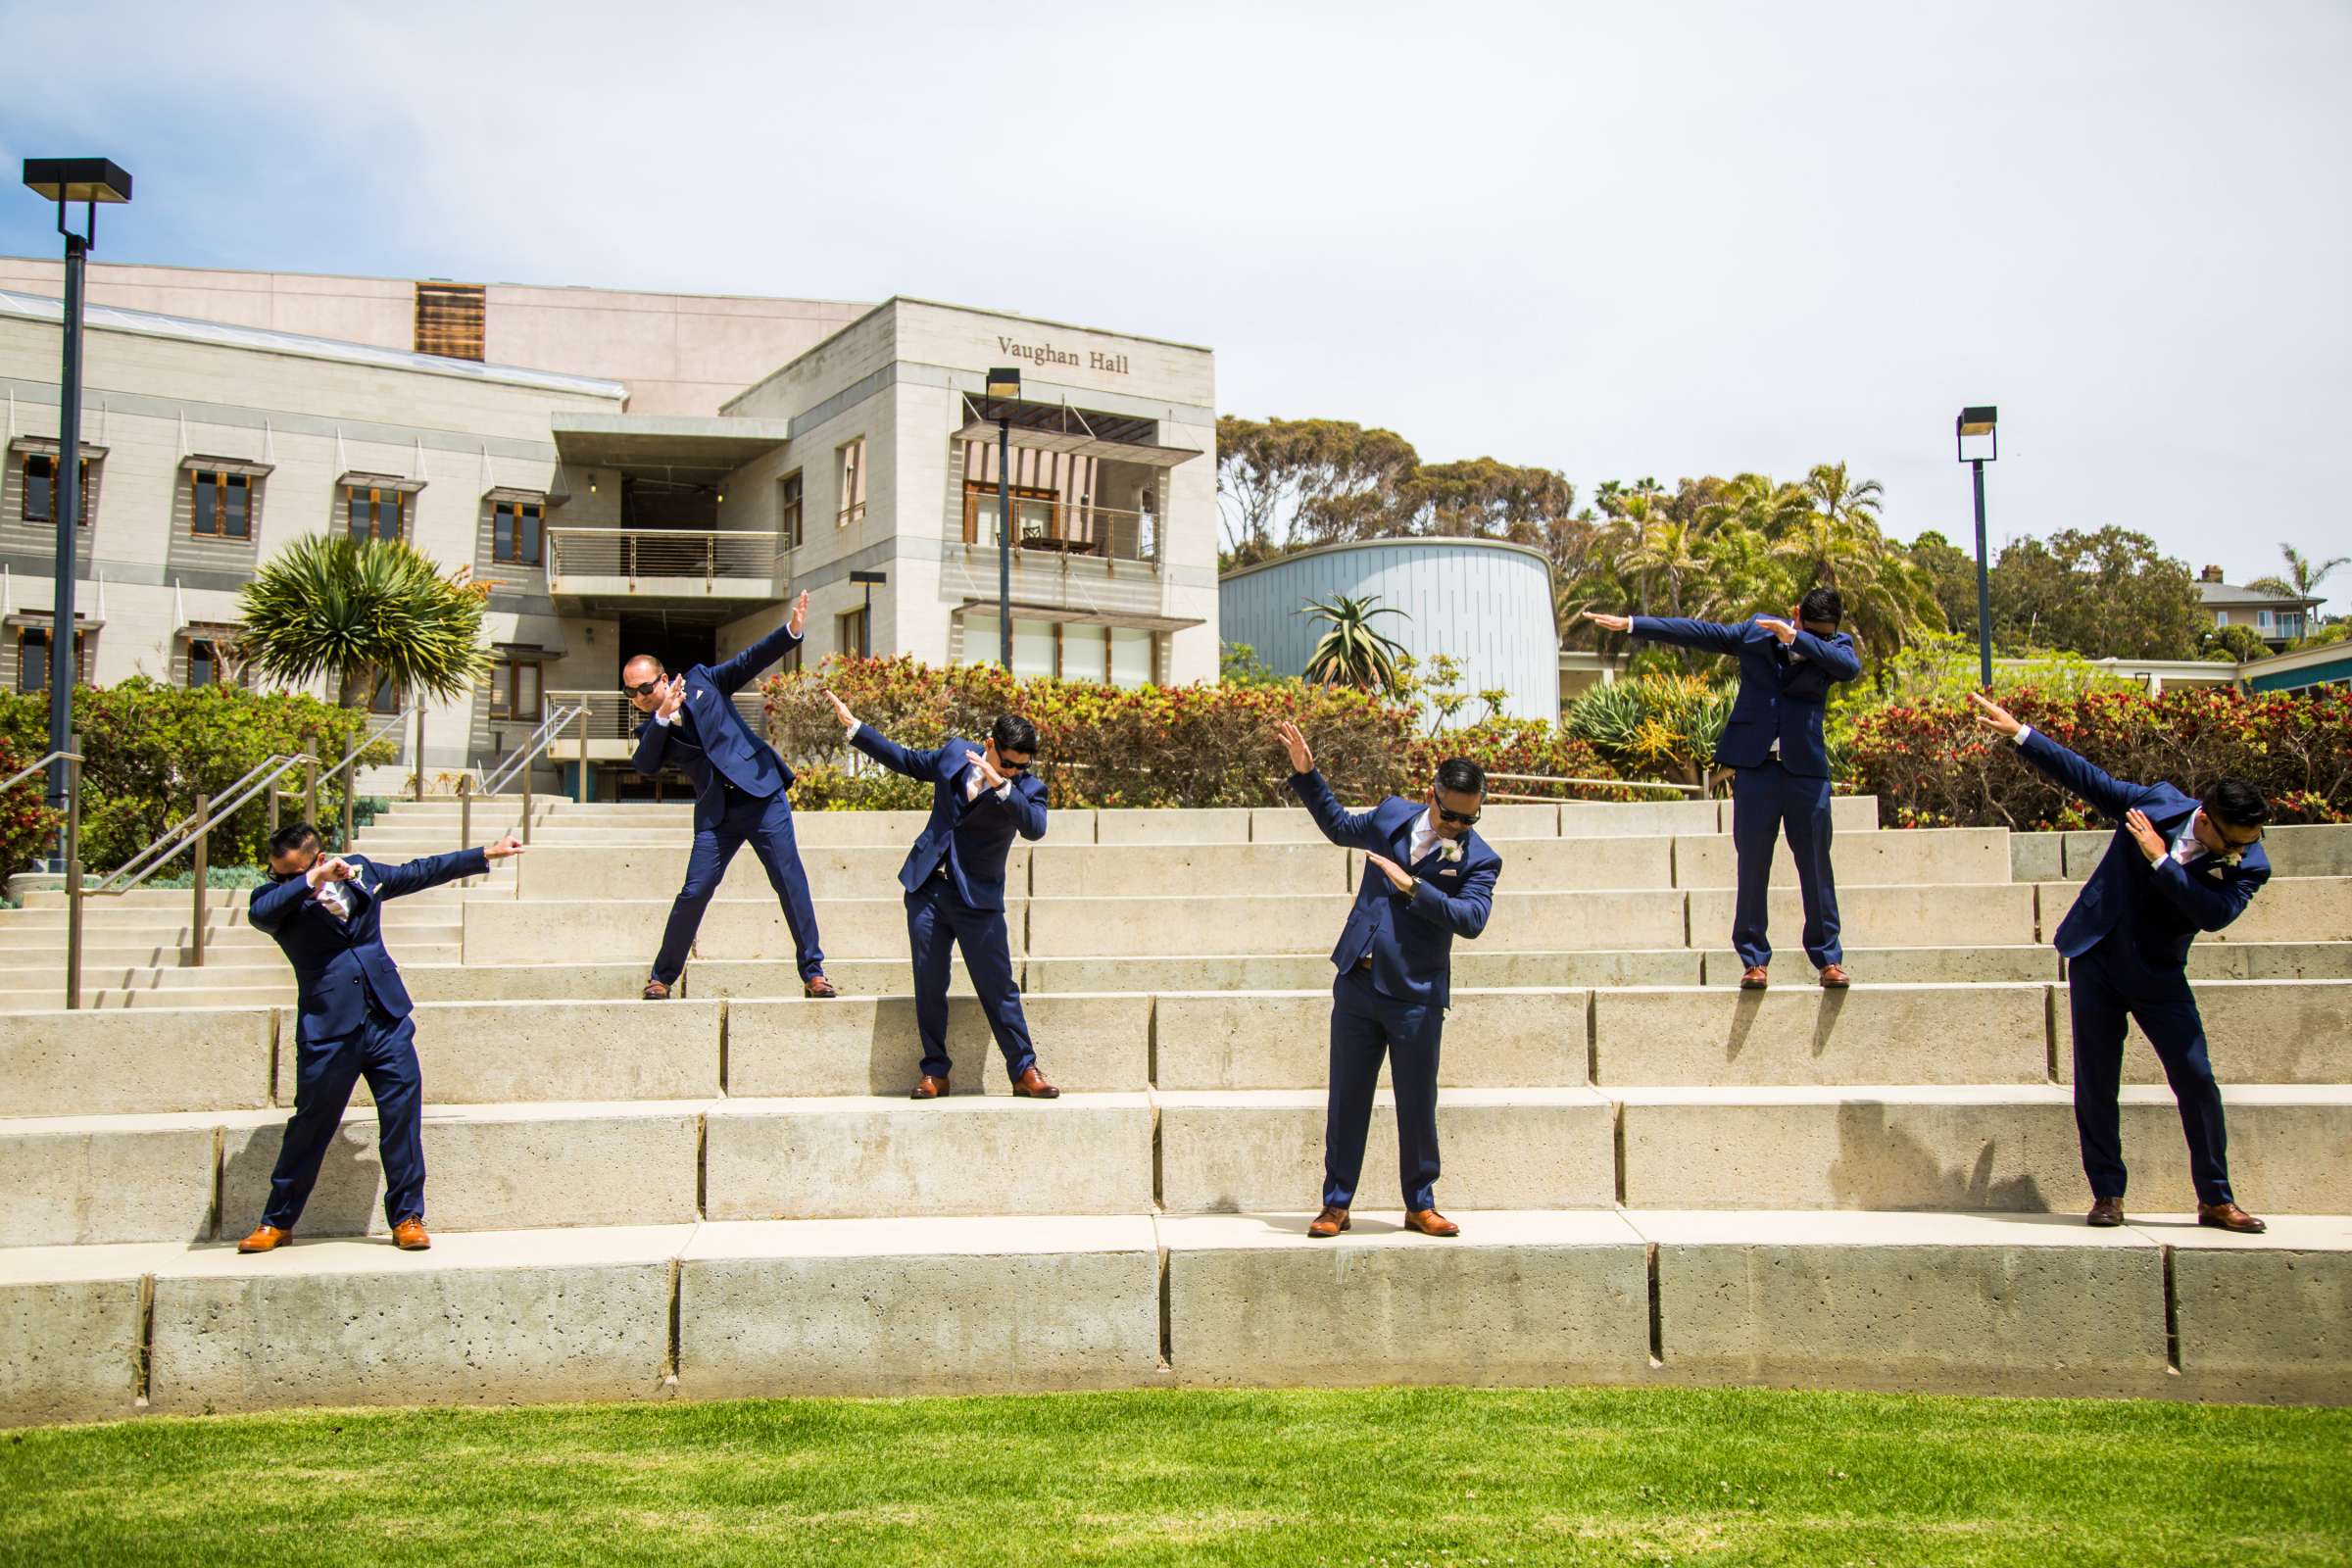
[0,731,61,882]
[0,681,398,880]
[764,657,1632,809]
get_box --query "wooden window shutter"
[415,281,487,361]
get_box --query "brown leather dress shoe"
[1011,1066,1060,1100]
[1740,965,1769,990]
[392,1218,431,1250]
[236,1223,293,1254]
[2086,1197,2125,1227]
[803,974,839,999]
[909,1074,950,1100]
[2198,1200,2267,1234]
[642,979,671,1001]
[1405,1208,1461,1237]
[1819,963,1851,989]
[1307,1204,1350,1238]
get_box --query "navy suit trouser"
[262,1004,425,1231]
[1324,965,1444,1211]
[905,875,1035,1083]
[2068,937,2235,1205]
[652,787,825,985]
[1730,760,1840,969]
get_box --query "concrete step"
[464,897,1014,963]
[1616,1083,2352,1214]
[10,887,466,910]
[2034,822,2352,880]
[0,943,462,973]
[5,1208,2340,1425]
[0,905,460,932]
[2034,877,2352,945]
[9,980,2347,1120]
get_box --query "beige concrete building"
[0,263,1216,799]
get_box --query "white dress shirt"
[314,876,353,922]
[1406,807,1440,867]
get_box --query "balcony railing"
[545,528,784,596]
[959,495,1161,565]
[547,689,771,747]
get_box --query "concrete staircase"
[2,796,2347,1425]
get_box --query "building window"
[963,482,1059,547]
[1062,622,1108,682]
[191,470,253,539]
[23,454,93,527]
[493,500,543,565]
[346,484,408,544]
[368,672,403,714]
[18,627,89,693]
[835,439,866,529]
[1110,626,1155,688]
[490,657,543,722]
[188,638,220,688]
[778,470,805,550]
[2280,613,2306,639]
[837,607,869,659]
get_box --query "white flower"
[1438,839,1464,862]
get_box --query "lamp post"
[849,569,887,659]
[985,367,1021,668]
[1955,405,1998,689]
[20,159,132,868]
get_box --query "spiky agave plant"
[1301,593,1411,696]
[237,534,491,707]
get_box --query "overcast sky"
[3,1,2346,594]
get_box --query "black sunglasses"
[1436,804,1481,826]
[1000,758,1033,773]
[622,678,663,698]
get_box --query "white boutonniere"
[1438,840,1464,863]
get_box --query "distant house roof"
[0,287,627,401]
[2197,580,2321,611]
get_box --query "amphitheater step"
[5,1207,2337,1426]
[2034,877,2352,944]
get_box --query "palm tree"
[1301,593,1410,695]
[2248,542,2351,604]
[238,535,491,706]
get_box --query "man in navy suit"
[1968,692,2271,1233]
[1584,585,1862,989]
[1275,720,1502,1239]
[232,821,525,1253]
[823,691,1058,1100]
[628,591,836,1001]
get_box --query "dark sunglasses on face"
[1436,804,1481,826]
[623,678,663,698]
[1000,758,1033,773]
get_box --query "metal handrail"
[92,751,316,897]
[318,704,417,790]
[96,753,289,890]
[0,749,78,795]
[481,703,585,798]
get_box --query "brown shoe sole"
[1011,1085,1060,1099]
[2198,1211,2267,1234]
[1307,1216,1351,1238]
[235,1235,291,1254]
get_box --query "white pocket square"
[1437,868,1459,877]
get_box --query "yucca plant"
[1301,593,1410,696]
[237,535,491,707]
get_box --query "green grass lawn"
[2,1386,2344,1567]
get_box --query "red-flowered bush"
[1842,684,2352,829]
[762,657,1634,809]
[0,731,61,884]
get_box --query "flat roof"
[1218,534,1556,585]
[0,287,626,400]
[0,253,868,309]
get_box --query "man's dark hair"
[269,821,321,859]
[992,713,1039,757]
[1798,586,1843,625]
[2206,777,2270,832]
[1434,758,1486,799]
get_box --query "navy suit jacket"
[1631,616,1860,777]
[248,848,487,1040]
[2018,728,2271,976]
[631,618,806,831]
[1290,768,1499,1010]
[850,725,1048,912]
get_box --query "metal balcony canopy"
[956,599,1203,633]
[550,414,792,483]
[956,397,1201,468]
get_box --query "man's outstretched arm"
[710,592,810,696]
[1968,693,2152,821]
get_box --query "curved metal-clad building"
[1219,536,1560,721]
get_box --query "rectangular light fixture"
[1957,406,1998,437]
[849,569,888,585]
[984,367,1022,402]
[21,158,133,204]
